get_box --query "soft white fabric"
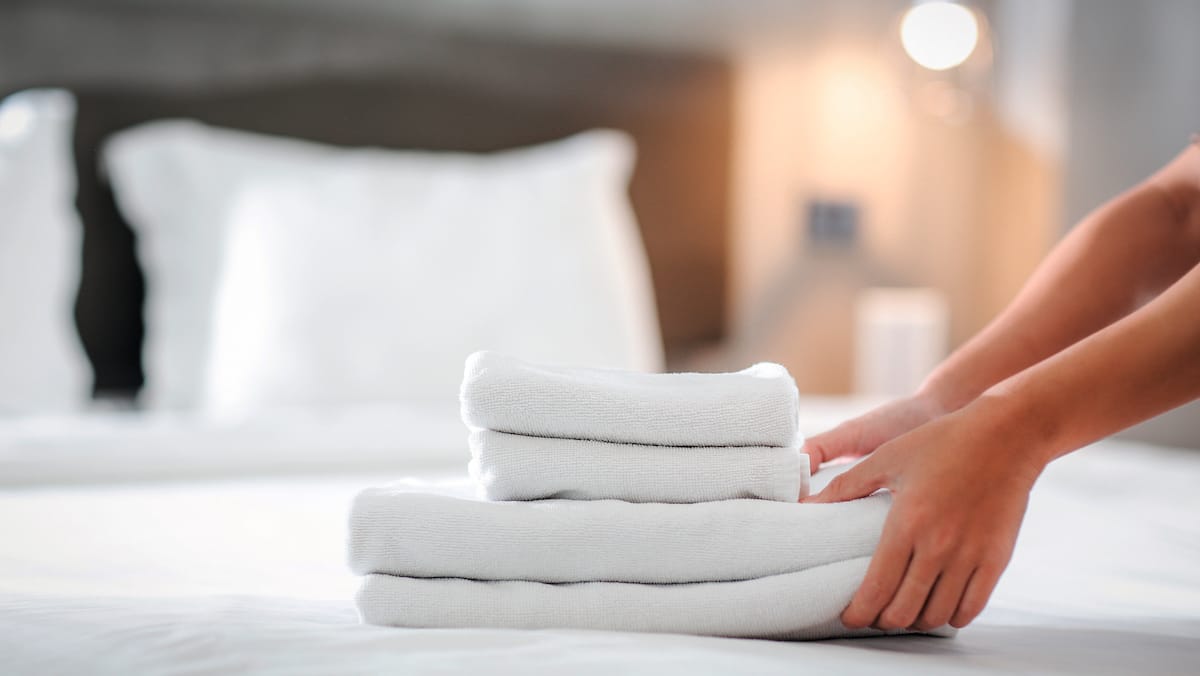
[460,351,800,447]
[102,122,662,411]
[0,89,90,414]
[3,432,1200,673]
[469,429,808,502]
[0,402,466,486]
[356,559,900,640]
[348,487,888,583]
[349,485,945,640]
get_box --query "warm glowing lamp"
[900,1,979,71]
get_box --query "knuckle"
[903,560,939,589]
[903,499,936,525]
[950,611,975,628]
[841,606,872,628]
[802,439,826,461]
[920,607,951,630]
[924,529,957,560]
[892,515,922,543]
[879,606,913,630]
[952,600,984,628]
[858,576,890,605]
[984,548,1014,571]
[827,474,858,497]
[955,540,985,563]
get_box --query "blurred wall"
[1065,0,1200,225]
[14,0,1070,397]
[1065,0,1200,448]
[726,0,1066,395]
[15,1,1195,443]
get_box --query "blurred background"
[2,0,1197,446]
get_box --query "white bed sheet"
[0,401,466,485]
[1,400,1198,675]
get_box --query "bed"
[2,403,1199,675]
[1,2,1198,674]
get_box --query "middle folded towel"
[469,429,808,502]
[348,486,889,584]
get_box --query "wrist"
[962,384,1061,479]
[913,375,963,419]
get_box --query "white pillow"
[103,122,662,411]
[104,121,349,409]
[203,129,662,414]
[0,90,91,413]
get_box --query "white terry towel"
[469,429,809,503]
[460,351,800,447]
[356,558,890,639]
[348,487,889,583]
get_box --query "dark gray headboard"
[1,1,733,395]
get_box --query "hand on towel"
[805,398,1043,633]
[802,391,948,474]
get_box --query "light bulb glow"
[900,1,979,71]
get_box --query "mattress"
[1,399,1198,675]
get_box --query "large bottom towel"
[469,429,808,503]
[348,487,889,583]
[356,558,870,638]
[356,559,955,639]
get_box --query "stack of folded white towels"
[349,351,934,640]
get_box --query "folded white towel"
[460,351,800,447]
[356,558,880,639]
[357,559,954,640]
[348,486,888,583]
[469,429,809,503]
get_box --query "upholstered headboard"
[1,1,732,395]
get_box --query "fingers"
[912,562,974,631]
[801,434,832,474]
[841,524,912,628]
[951,563,1003,628]
[802,459,885,503]
[802,421,865,473]
[874,553,941,630]
[841,501,983,633]
[850,541,1007,632]
[805,396,942,473]
[805,446,821,475]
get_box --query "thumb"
[802,458,886,504]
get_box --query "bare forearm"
[922,145,1200,412]
[804,145,1200,471]
[977,260,1200,467]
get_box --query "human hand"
[804,398,1044,631]
[802,391,948,474]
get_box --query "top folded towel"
[460,351,800,447]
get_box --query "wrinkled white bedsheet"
[1,400,1198,674]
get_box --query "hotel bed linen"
[0,398,1197,675]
